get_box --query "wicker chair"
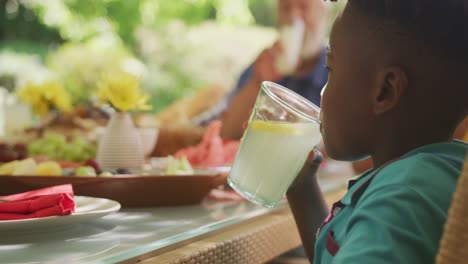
[436,152,468,264]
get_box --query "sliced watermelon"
[174,121,240,168]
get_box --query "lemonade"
[228,120,321,208]
[228,81,322,208]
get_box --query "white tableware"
[0,196,121,231]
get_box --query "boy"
[287,1,468,263]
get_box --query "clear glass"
[228,81,322,208]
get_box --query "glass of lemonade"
[228,81,322,208]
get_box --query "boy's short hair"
[329,0,468,66]
[330,0,468,114]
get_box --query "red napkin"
[0,184,75,220]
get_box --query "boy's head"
[320,0,468,161]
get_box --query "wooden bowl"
[0,171,228,208]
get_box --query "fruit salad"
[0,158,108,177]
[165,156,194,175]
[27,134,96,162]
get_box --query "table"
[0,161,352,264]
[140,187,348,264]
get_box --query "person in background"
[221,0,329,140]
[287,0,468,263]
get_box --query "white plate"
[0,196,121,231]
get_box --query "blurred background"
[0,0,343,116]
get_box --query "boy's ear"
[373,66,408,115]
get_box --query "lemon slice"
[250,120,301,135]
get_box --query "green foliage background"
[0,0,344,112]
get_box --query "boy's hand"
[289,149,323,190]
[252,41,283,83]
[286,148,327,262]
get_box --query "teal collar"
[340,140,467,206]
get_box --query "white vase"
[97,112,144,170]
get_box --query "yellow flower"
[17,81,72,116]
[96,72,152,112]
[43,81,72,112]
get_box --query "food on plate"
[0,160,19,175]
[75,166,97,177]
[12,143,28,158]
[166,156,194,175]
[35,161,62,176]
[0,142,28,162]
[28,133,96,162]
[83,159,101,174]
[99,171,114,177]
[0,158,98,177]
[12,158,37,175]
[55,160,81,169]
[25,109,106,140]
[174,121,240,167]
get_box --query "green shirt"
[314,140,468,264]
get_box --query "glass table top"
[0,161,351,264]
[0,200,275,263]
